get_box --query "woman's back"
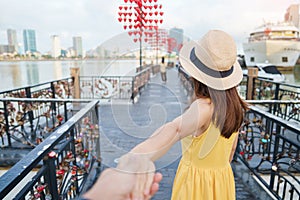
[181,123,237,168]
[171,123,237,200]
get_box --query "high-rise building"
[284,4,300,28]
[0,45,15,54]
[23,29,37,53]
[51,35,61,58]
[73,36,83,57]
[169,27,184,54]
[7,29,18,53]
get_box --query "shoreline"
[0,58,103,62]
[0,57,162,62]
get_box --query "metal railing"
[246,100,300,123]
[237,106,300,200]
[0,66,157,105]
[79,67,151,102]
[0,100,100,200]
[0,66,155,150]
[0,77,74,99]
[0,98,79,148]
[252,78,300,102]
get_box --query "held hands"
[83,153,162,200]
[117,153,162,200]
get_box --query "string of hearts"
[118,0,164,43]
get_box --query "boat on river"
[243,22,300,69]
[243,64,285,82]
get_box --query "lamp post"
[118,0,164,71]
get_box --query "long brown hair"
[192,78,248,138]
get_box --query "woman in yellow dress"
[127,30,249,200]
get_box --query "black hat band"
[190,47,233,78]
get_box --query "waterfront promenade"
[98,67,256,200]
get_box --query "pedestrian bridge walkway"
[1,66,298,199]
[99,67,257,199]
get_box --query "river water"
[0,60,299,91]
[0,59,142,91]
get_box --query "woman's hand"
[83,153,162,200]
[117,153,160,199]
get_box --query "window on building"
[282,57,288,62]
[250,57,255,62]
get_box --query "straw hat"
[179,30,243,90]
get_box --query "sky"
[0,0,299,54]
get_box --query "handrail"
[0,77,73,95]
[79,67,151,102]
[249,105,300,132]
[0,100,100,199]
[247,100,300,104]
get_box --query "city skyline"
[1,28,84,56]
[0,0,299,54]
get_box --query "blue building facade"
[23,29,37,53]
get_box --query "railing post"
[51,82,56,99]
[94,106,101,169]
[246,68,258,100]
[258,81,262,100]
[274,83,280,100]
[43,152,59,199]
[3,101,11,147]
[50,82,57,114]
[269,123,281,190]
[271,83,280,115]
[70,127,79,194]
[25,87,35,137]
[64,102,68,121]
[70,67,80,99]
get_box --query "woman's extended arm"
[130,99,211,161]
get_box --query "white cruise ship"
[243,22,300,68]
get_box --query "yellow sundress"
[171,123,237,200]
